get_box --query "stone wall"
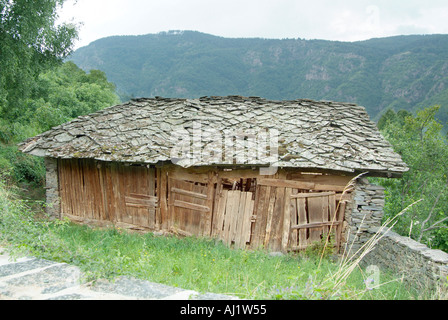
[44,157,60,219]
[343,177,448,293]
[362,228,448,293]
[343,177,385,256]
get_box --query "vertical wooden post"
[159,166,168,231]
[281,188,292,252]
[203,171,217,237]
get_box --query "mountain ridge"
[68,31,448,123]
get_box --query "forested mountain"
[69,31,448,122]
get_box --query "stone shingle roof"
[18,96,408,176]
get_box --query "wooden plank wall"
[250,177,351,252]
[58,160,353,252]
[58,159,158,230]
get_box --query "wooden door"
[168,178,212,236]
[121,165,157,229]
[212,190,255,249]
[289,191,345,251]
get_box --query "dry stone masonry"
[362,228,448,293]
[344,178,386,255]
[44,157,60,219]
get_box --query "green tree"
[21,61,120,133]
[0,0,78,120]
[375,106,448,251]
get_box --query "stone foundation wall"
[44,157,60,219]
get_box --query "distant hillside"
[69,31,448,122]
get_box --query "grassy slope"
[0,179,427,300]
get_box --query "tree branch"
[418,187,445,242]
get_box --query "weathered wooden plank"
[258,178,315,190]
[247,183,261,248]
[125,196,158,208]
[193,181,209,236]
[231,191,243,244]
[212,189,228,238]
[125,194,158,204]
[234,191,248,248]
[251,185,271,249]
[270,187,285,251]
[87,160,98,220]
[223,190,240,245]
[335,201,346,250]
[171,187,208,199]
[281,188,292,251]
[166,176,174,231]
[159,167,168,230]
[169,167,209,183]
[328,193,337,231]
[98,162,109,221]
[120,164,134,225]
[202,171,217,237]
[315,184,346,192]
[287,173,353,189]
[297,196,307,247]
[291,191,336,199]
[291,221,343,229]
[264,187,277,247]
[211,178,223,237]
[259,177,351,192]
[73,159,84,218]
[244,197,255,244]
[104,162,116,223]
[173,178,189,233]
[289,189,298,249]
[307,196,326,243]
[322,193,330,236]
[125,203,153,209]
[173,200,210,213]
[94,161,105,221]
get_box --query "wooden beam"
[291,221,343,230]
[258,177,350,192]
[173,200,210,212]
[281,188,292,251]
[291,191,335,199]
[159,168,168,230]
[258,178,315,189]
[171,187,208,199]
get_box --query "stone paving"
[0,248,239,300]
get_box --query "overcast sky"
[57,0,448,49]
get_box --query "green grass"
[0,179,432,300]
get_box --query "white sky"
[57,0,448,49]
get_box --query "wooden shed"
[19,96,408,253]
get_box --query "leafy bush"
[374,106,448,251]
[0,144,45,185]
